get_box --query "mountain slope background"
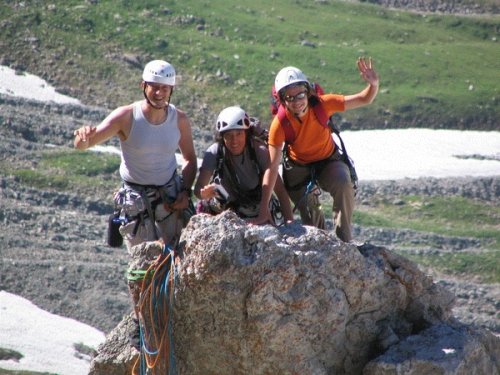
[0,1,499,374]
[0,0,498,132]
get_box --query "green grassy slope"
[0,0,498,129]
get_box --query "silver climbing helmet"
[274,66,309,94]
[142,60,176,86]
[216,106,250,133]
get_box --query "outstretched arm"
[73,105,132,149]
[344,57,380,110]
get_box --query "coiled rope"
[131,244,177,375]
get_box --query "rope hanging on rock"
[132,244,177,375]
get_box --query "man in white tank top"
[73,60,197,347]
[74,59,196,243]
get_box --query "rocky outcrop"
[88,314,138,375]
[89,211,500,374]
[364,323,500,374]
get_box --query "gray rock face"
[88,314,138,375]
[364,323,500,375]
[91,211,498,375]
[173,212,453,374]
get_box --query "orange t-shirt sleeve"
[322,94,346,115]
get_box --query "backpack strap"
[276,105,296,145]
[311,100,329,128]
[330,126,359,192]
[211,141,225,184]
[213,139,263,199]
[277,98,330,146]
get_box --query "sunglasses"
[283,91,308,102]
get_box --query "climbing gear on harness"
[114,172,194,247]
[292,169,322,214]
[269,195,285,226]
[132,244,178,375]
[107,209,125,248]
[332,128,358,192]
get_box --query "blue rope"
[139,245,177,375]
[292,168,321,213]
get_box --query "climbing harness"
[113,172,194,248]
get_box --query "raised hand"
[357,57,379,86]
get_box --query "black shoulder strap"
[212,141,225,183]
[331,126,349,161]
[247,137,264,179]
[331,127,358,191]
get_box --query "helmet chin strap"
[292,104,309,120]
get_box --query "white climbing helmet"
[274,66,309,94]
[142,60,176,86]
[216,106,250,133]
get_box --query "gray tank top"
[119,101,180,185]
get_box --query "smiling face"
[222,129,247,156]
[282,84,309,117]
[143,82,173,108]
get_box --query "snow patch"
[0,65,80,104]
[0,291,105,375]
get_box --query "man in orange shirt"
[251,58,379,242]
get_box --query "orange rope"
[132,247,177,375]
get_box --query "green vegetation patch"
[0,0,498,128]
[353,194,499,282]
[0,369,56,375]
[0,347,55,374]
[405,250,499,283]
[355,195,499,244]
[0,347,23,361]
[43,150,120,177]
[5,149,120,192]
